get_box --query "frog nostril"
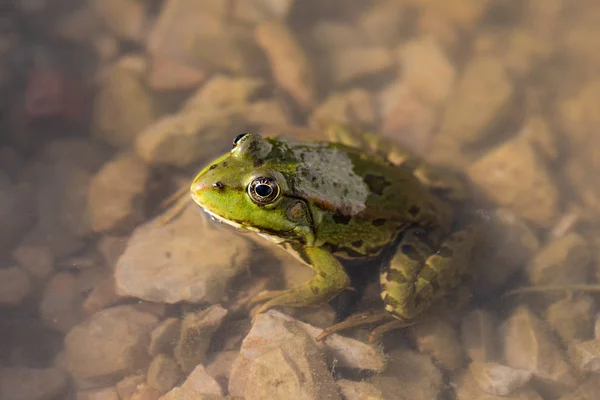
[213,182,224,190]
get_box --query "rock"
[398,35,456,105]
[337,380,382,400]
[135,75,268,167]
[115,206,252,304]
[0,266,31,306]
[412,319,466,371]
[149,318,182,357]
[526,233,591,286]
[244,100,292,127]
[461,309,499,363]
[39,272,83,332]
[148,0,267,76]
[418,0,488,30]
[77,387,120,400]
[88,153,150,233]
[360,0,407,46]
[557,376,600,400]
[178,364,223,396]
[469,362,533,396]
[437,55,513,145]
[467,136,559,228]
[0,366,68,400]
[369,348,443,400]
[148,56,206,91]
[311,89,378,130]
[473,208,540,295]
[329,46,395,87]
[546,295,595,344]
[255,21,316,111]
[0,172,34,254]
[129,384,162,400]
[90,0,148,42]
[93,60,155,149]
[12,242,54,279]
[229,312,342,400]
[206,351,239,385]
[502,306,578,396]
[147,355,182,394]
[97,235,128,268]
[82,276,122,316]
[231,0,295,24]
[65,305,160,383]
[568,339,600,374]
[265,311,387,372]
[455,370,543,400]
[174,305,228,372]
[521,115,559,162]
[116,374,145,400]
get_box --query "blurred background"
[0,1,599,399]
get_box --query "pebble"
[455,370,543,400]
[398,35,456,105]
[437,55,513,145]
[0,366,68,400]
[0,266,31,306]
[0,172,34,254]
[115,206,252,304]
[337,380,382,400]
[92,60,155,149]
[90,0,148,43]
[65,305,159,383]
[255,21,316,111]
[229,312,342,399]
[568,339,600,374]
[412,319,466,371]
[174,305,228,373]
[545,295,595,344]
[149,318,182,357]
[461,309,499,363]
[116,374,145,400]
[469,362,533,396]
[502,306,578,396]
[147,354,182,394]
[77,387,120,400]
[82,276,122,316]
[12,242,55,279]
[329,46,395,87]
[311,89,378,130]
[88,153,150,233]
[467,135,559,228]
[39,272,83,332]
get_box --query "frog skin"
[189,124,482,340]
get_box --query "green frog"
[189,124,483,340]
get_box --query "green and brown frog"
[187,123,485,341]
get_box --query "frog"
[188,123,483,341]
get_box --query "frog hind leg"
[381,224,480,322]
[250,246,350,320]
[315,309,393,341]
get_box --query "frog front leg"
[382,224,480,321]
[251,245,351,318]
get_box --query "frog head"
[190,133,316,244]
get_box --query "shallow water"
[0,1,599,399]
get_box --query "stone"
[502,306,578,396]
[568,339,600,374]
[12,242,54,279]
[469,362,533,396]
[546,295,595,344]
[149,318,182,357]
[90,0,148,42]
[398,35,456,105]
[461,309,499,363]
[0,172,35,255]
[65,305,160,383]
[88,154,150,233]
[92,61,155,148]
[0,266,31,306]
[360,0,407,46]
[231,0,295,24]
[116,375,145,400]
[82,276,122,316]
[557,376,600,400]
[255,21,316,111]
[412,319,466,371]
[206,351,239,384]
[337,380,382,400]
[311,89,378,130]
[178,364,223,396]
[115,206,252,304]
[329,46,395,87]
[369,348,443,400]
[147,56,206,91]
[229,312,342,399]
[455,370,543,400]
[147,355,182,394]
[526,233,591,287]
[467,136,559,228]
[437,55,513,145]
[174,305,228,372]
[97,235,128,268]
[0,366,68,400]
[39,272,83,332]
[77,387,119,400]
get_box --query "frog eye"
[233,133,249,147]
[248,177,280,204]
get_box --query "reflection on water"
[0,0,599,399]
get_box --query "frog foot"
[316,309,392,342]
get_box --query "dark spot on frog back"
[209,164,217,171]
[351,240,363,248]
[333,214,352,225]
[373,218,387,227]
[364,174,391,196]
